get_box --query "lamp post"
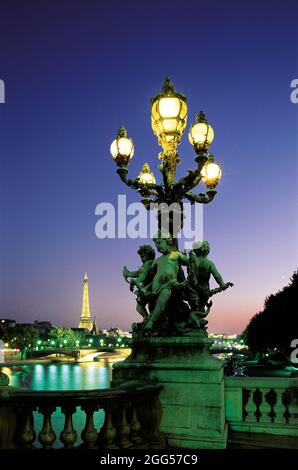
[110,81,231,449]
[110,77,221,244]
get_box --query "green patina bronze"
[115,79,232,337]
[123,235,233,336]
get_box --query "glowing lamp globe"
[137,163,156,185]
[189,111,214,153]
[110,127,134,166]
[151,77,187,155]
[201,155,221,188]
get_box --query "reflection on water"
[1,359,117,448]
[7,360,112,390]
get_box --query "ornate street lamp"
[151,77,187,155]
[110,77,222,243]
[188,111,214,154]
[137,163,156,185]
[110,126,134,166]
[109,80,233,448]
[200,154,222,189]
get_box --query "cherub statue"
[123,245,156,319]
[142,231,189,332]
[187,240,233,328]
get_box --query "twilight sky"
[0,0,297,334]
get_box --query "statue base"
[112,334,227,449]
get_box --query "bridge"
[26,345,246,362]
[26,347,130,362]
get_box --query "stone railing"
[225,377,298,447]
[0,382,164,449]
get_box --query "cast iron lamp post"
[110,81,233,450]
[110,78,222,242]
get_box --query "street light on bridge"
[108,79,233,449]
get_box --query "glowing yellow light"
[110,137,134,159]
[159,97,180,118]
[189,122,214,147]
[138,172,155,184]
[201,157,221,188]
[110,127,134,166]
[137,163,156,185]
[189,111,214,152]
[151,78,187,154]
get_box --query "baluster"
[243,388,249,420]
[118,401,133,448]
[282,389,292,424]
[287,389,298,425]
[130,402,143,446]
[19,407,36,448]
[99,403,118,449]
[38,406,56,449]
[259,388,272,424]
[60,405,77,448]
[143,392,164,449]
[81,404,99,449]
[273,389,286,425]
[244,389,257,422]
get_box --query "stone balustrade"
[0,383,164,449]
[225,377,298,447]
[2,373,298,449]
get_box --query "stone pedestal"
[112,334,227,449]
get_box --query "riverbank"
[0,349,131,367]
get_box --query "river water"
[1,357,123,448]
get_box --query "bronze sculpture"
[111,79,232,337]
[124,237,233,336]
[123,245,156,319]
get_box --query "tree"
[2,325,38,357]
[48,327,83,346]
[242,270,298,357]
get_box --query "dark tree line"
[242,269,298,357]
[0,325,38,358]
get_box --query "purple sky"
[0,0,297,334]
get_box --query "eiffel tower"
[78,273,93,331]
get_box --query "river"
[0,356,124,448]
